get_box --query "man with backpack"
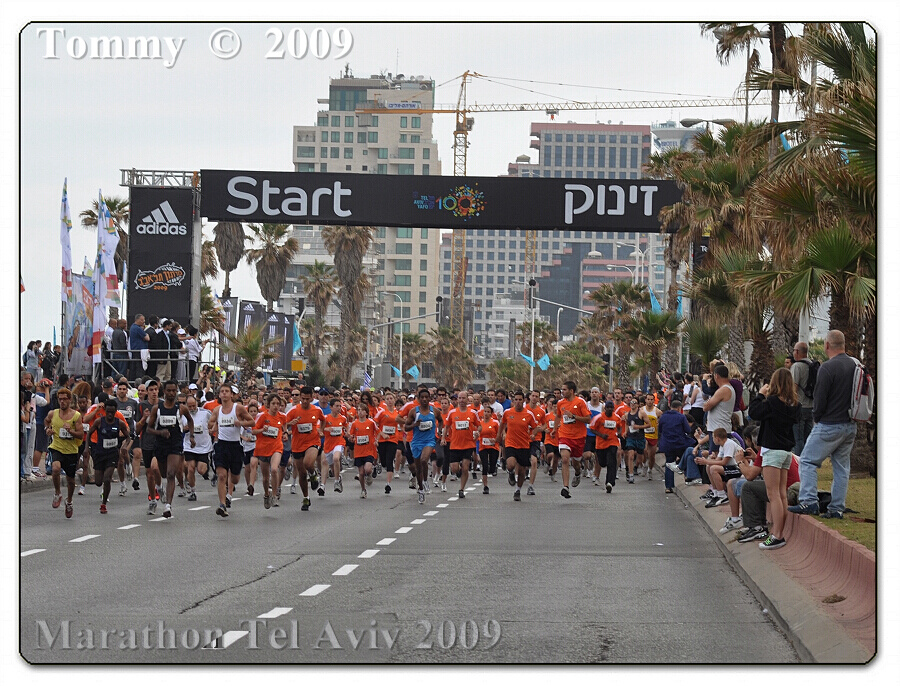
[788,330,865,520]
[790,341,818,454]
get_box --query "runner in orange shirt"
[251,394,285,510]
[498,390,540,502]
[285,386,325,512]
[443,390,481,499]
[526,391,548,496]
[544,397,560,482]
[589,401,624,493]
[349,404,378,498]
[478,405,500,495]
[374,392,402,495]
[555,380,591,499]
[321,399,348,495]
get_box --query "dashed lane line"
[376,538,396,545]
[69,534,100,543]
[117,524,141,530]
[410,519,426,524]
[299,584,330,597]
[423,511,439,516]
[394,527,413,534]
[332,564,359,576]
[358,549,380,558]
[21,549,46,557]
[436,504,448,508]
[257,607,293,619]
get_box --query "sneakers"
[216,504,228,517]
[591,475,598,485]
[606,482,612,493]
[647,469,653,481]
[787,502,819,516]
[317,486,326,497]
[65,500,73,518]
[507,470,516,487]
[120,483,129,497]
[572,472,581,488]
[365,474,373,487]
[247,484,254,497]
[409,474,417,489]
[705,495,729,508]
[385,484,392,495]
[527,485,535,496]
[820,510,844,519]
[737,526,768,543]
[290,483,297,495]
[440,482,447,492]
[52,493,62,508]
[225,494,232,509]
[417,490,425,504]
[335,477,343,494]
[549,471,557,482]
[513,490,521,502]
[483,485,490,495]
[264,494,271,509]
[78,485,85,496]
[719,516,743,533]
[301,497,310,511]
[627,474,635,484]
[163,504,173,519]
[424,480,431,494]
[458,490,466,499]
[100,502,108,514]
[665,462,683,474]
[685,478,704,485]
[560,487,571,499]
[148,499,158,515]
[759,535,787,550]
[211,473,218,486]
[309,471,320,491]
[360,489,367,499]
[178,486,186,498]
[188,491,197,502]
[700,489,715,501]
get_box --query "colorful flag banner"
[649,288,662,313]
[293,321,302,355]
[390,365,401,377]
[519,352,535,368]
[406,365,420,380]
[60,178,73,303]
[537,354,551,371]
[363,371,372,388]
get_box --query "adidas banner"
[127,187,194,326]
[200,170,681,232]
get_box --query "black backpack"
[797,359,820,398]
[669,385,684,404]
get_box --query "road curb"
[675,481,872,664]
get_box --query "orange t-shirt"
[556,396,591,441]
[589,412,621,450]
[349,418,378,458]
[544,412,559,447]
[528,403,547,429]
[323,413,348,453]
[479,418,500,450]
[253,410,284,457]
[374,407,402,444]
[286,403,324,453]
[500,407,539,450]
[445,407,480,450]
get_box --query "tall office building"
[284,70,444,381]
[440,121,668,360]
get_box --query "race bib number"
[455,420,470,430]
[329,426,343,436]
[629,425,638,434]
[121,408,133,419]
[59,427,73,439]
[382,425,396,436]
[481,438,495,446]
[194,426,205,435]
[645,426,656,436]
[548,420,555,429]
[356,434,370,445]
[563,415,576,424]
[159,415,177,427]
[262,425,279,438]
[102,437,118,449]
[218,415,234,427]
[83,424,90,434]
[604,420,617,430]
[418,420,433,431]
[297,423,313,433]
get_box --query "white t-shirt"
[717,437,741,467]
[682,384,697,410]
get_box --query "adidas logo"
[135,200,187,235]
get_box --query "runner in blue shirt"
[404,388,443,505]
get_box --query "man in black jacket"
[110,318,129,378]
[145,315,165,379]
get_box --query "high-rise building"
[284,70,444,382]
[440,121,668,360]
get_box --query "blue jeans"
[793,407,815,455]
[20,427,32,479]
[677,447,702,480]
[798,421,856,514]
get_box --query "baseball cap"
[188,383,198,390]
[177,328,186,335]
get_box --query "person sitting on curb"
[718,424,763,533]
[696,428,743,508]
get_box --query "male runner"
[44,388,84,518]
[321,398,347,494]
[555,381,591,499]
[498,390,539,501]
[404,387,443,504]
[146,380,194,518]
[209,385,255,517]
[443,390,481,499]
[285,386,325,511]
[526,390,548,496]
[182,395,213,501]
[113,380,142,492]
[87,399,129,513]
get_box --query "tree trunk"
[828,291,857,354]
[727,309,746,370]
[746,331,775,393]
[223,271,232,299]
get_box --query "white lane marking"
[149,517,170,522]
[448,497,458,501]
[333,564,359,576]
[231,497,242,501]
[424,511,439,516]
[299,584,330,597]
[117,524,141,530]
[376,538,396,545]
[465,487,477,491]
[395,527,413,534]
[21,549,46,557]
[207,630,248,648]
[436,504,448,508]
[258,607,293,619]
[358,549,380,558]
[189,506,211,511]
[410,519,426,524]
[69,534,100,543]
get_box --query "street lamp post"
[528,278,537,391]
[556,307,563,352]
[606,264,635,283]
[379,292,403,388]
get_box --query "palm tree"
[488,358,531,390]
[220,322,282,397]
[587,281,650,386]
[545,342,608,391]
[200,237,219,283]
[299,260,337,370]
[79,195,130,281]
[213,222,247,298]
[298,316,336,370]
[618,310,683,384]
[322,225,375,382]
[198,285,225,336]
[245,223,300,313]
[684,321,728,371]
[516,319,558,360]
[427,326,473,389]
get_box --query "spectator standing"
[129,314,150,380]
[788,330,859,519]
[790,341,816,455]
[110,318,128,377]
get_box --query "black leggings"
[480,449,499,476]
[378,441,398,472]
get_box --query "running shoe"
[100,502,108,514]
[700,489,715,500]
[549,472,557,482]
[163,504,172,519]
[483,485,490,495]
[78,485,85,496]
[65,500,73,518]
[365,474,373,487]
[247,484,254,496]
[560,487,571,499]
[147,499,155,515]
[149,499,158,515]
[188,492,197,502]
[606,482,612,493]
[685,478,704,485]
[665,462,683,474]
[759,535,786,550]
[211,473,218,486]
[513,490,521,502]
[719,516,743,534]
[627,474,635,484]
[125,463,133,480]
[309,471,320,492]
[264,494,271,509]
[507,470,516,487]
[225,494,232,509]
[417,489,425,504]
[572,472,581,488]
[647,469,653,481]
[216,504,228,517]
[290,483,297,495]
[335,477,343,493]
[317,486,325,497]
[409,474,417,489]
[440,482,446,492]
[424,480,431,494]
[527,485,535,496]
[286,463,293,478]
[52,493,62,508]
[273,495,280,507]
[705,495,728,508]
[118,483,127,496]
[385,484,391,495]
[360,489,367,499]
[543,462,549,474]
[458,490,466,499]
[132,478,140,490]
[591,475,598,485]
[737,526,768,543]
[178,486,186,498]
[301,497,310,511]
[277,487,282,498]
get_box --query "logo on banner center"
[134,263,186,291]
[135,200,187,235]
[413,184,485,220]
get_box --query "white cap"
[314,386,320,392]
[188,383,198,390]
[177,328,186,335]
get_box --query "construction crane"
[358,71,771,341]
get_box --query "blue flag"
[391,365,401,377]
[519,352,535,368]
[537,354,550,371]
[293,322,302,355]
[363,371,372,388]
[676,295,683,318]
[649,288,662,313]
[407,364,420,380]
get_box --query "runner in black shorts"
[146,381,194,519]
[88,400,129,514]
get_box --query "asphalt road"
[20,465,799,664]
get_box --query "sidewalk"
[676,479,875,663]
